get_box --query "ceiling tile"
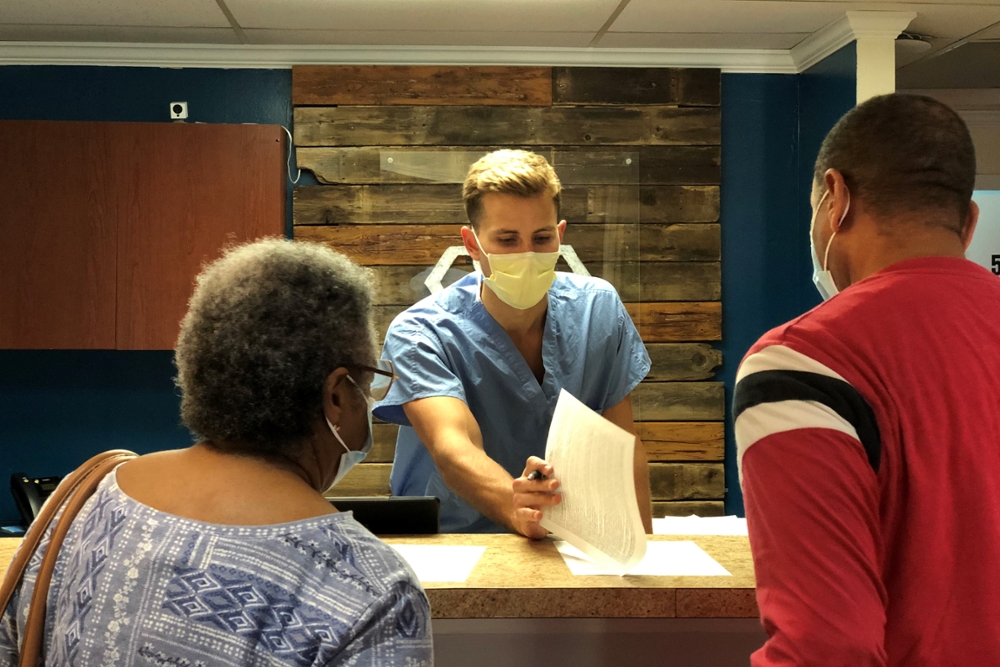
[598,31,810,48]
[973,21,1000,40]
[0,0,231,28]
[613,0,848,34]
[226,0,621,33]
[243,28,594,47]
[905,5,1000,39]
[0,24,240,43]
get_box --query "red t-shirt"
[735,257,1000,666]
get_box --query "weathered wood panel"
[294,223,719,265]
[645,344,721,381]
[652,501,726,517]
[572,261,722,302]
[294,106,721,147]
[324,463,392,497]
[297,146,720,185]
[633,382,725,421]
[625,302,722,342]
[371,423,398,463]
[293,66,553,106]
[648,463,725,500]
[553,68,721,107]
[366,262,719,306]
[374,305,407,342]
[293,184,718,225]
[296,224,464,266]
[625,262,720,302]
[639,422,725,461]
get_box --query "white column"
[846,11,917,103]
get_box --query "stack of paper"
[555,540,731,577]
[539,389,647,575]
[652,515,749,536]
[389,544,486,583]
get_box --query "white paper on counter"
[539,389,647,575]
[555,540,731,577]
[389,545,486,583]
[653,515,749,536]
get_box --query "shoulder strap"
[0,449,136,666]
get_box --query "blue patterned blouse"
[0,471,433,667]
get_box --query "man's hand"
[511,456,561,539]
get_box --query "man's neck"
[845,223,968,286]
[480,281,547,338]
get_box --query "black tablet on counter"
[330,496,440,536]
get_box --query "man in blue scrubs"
[373,150,653,536]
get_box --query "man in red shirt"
[736,93,1000,666]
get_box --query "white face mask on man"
[324,374,373,490]
[810,189,851,301]
[471,230,560,310]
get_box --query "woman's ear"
[322,368,351,427]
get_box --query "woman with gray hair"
[0,239,433,667]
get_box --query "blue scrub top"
[373,271,651,533]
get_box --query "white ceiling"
[1,0,999,79]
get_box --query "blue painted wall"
[0,66,296,524]
[0,56,857,523]
[720,43,857,515]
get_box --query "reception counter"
[1,534,766,666]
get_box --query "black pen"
[527,470,547,481]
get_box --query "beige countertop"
[1,533,758,619]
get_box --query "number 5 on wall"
[993,254,1000,276]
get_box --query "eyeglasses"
[354,359,396,401]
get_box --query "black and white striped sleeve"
[734,345,881,483]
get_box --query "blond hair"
[463,150,561,228]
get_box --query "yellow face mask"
[472,231,560,310]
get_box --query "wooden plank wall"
[291,66,725,518]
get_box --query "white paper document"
[555,540,731,577]
[389,545,486,583]
[539,389,647,575]
[653,515,749,536]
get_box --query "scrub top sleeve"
[604,296,652,410]
[373,325,467,427]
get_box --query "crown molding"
[0,13,918,76]
[0,41,798,73]
[791,10,916,72]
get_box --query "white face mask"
[472,230,560,310]
[325,374,373,490]
[810,189,851,301]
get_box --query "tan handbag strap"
[0,450,134,615]
[0,450,136,666]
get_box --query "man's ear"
[557,220,567,241]
[461,226,481,262]
[961,200,980,250]
[824,168,852,233]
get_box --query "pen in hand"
[527,470,547,481]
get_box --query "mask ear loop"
[822,192,851,273]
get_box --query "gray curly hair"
[175,238,376,457]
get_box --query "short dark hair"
[814,93,976,233]
[175,239,376,458]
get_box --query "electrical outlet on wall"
[170,102,188,120]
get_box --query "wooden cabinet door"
[115,122,286,349]
[0,121,119,349]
